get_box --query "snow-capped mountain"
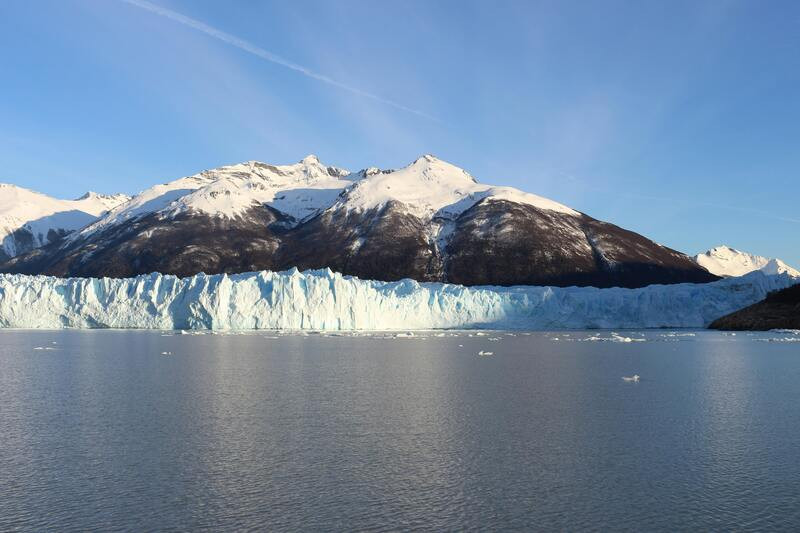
[0,184,130,261]
[694,246,800,278]
[74,155,353,241]
[1,155,717,288]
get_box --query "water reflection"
[1,330,799,530]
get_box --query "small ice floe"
[582,333,645,343]
[488,337,501,341]
[622,374,640,383]
[458,344,464,347]
[394,332,415,338]
[161,351,173,355]
[757,337,800,343]
[478,350,494,356]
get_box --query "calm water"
[1,329,799,531]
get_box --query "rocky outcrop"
[709,284,800,330]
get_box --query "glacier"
[0,268,796,330]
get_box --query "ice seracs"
[694,245,800,278]
[0,268,793,330]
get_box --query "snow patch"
[339,155,578,220]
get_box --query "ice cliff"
[0,268,796,330]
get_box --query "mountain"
[694,246,800,278]
[0,184,130,262]
[0,155,717,288]
[709,283,800,331]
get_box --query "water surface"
[1,330,799,531]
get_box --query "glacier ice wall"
[0,268,795,330]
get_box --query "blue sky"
[1,0,798,265]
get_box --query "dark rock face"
[709,284,800,330]
[1,199,718,288]
[276,201,441,282]
[444,200,715,288]
[3,208,289,279]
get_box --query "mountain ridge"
[694,245,800,278]
[0,183,130,261]
[1,155,718,288]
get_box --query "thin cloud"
[120,0,438,121]
[561,173,800,224]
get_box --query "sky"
[0,0,798,265]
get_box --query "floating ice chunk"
[622,374,640,382]
[582,333,645,343]
[478,350,494,356]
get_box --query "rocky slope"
[1,155,717,288]
[694,245,800,278]
[709,283,800,330]
[0,184,129,262]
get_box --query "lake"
[1,329,799,531]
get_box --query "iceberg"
[0,268,794,330]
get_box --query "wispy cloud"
[120,0,438,121]
[561,173,800,225]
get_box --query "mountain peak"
[337,154,576,218]
[76,191,106,201]
[412,154,439,164]
[402,154,477,184]
[695,245,799,278]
